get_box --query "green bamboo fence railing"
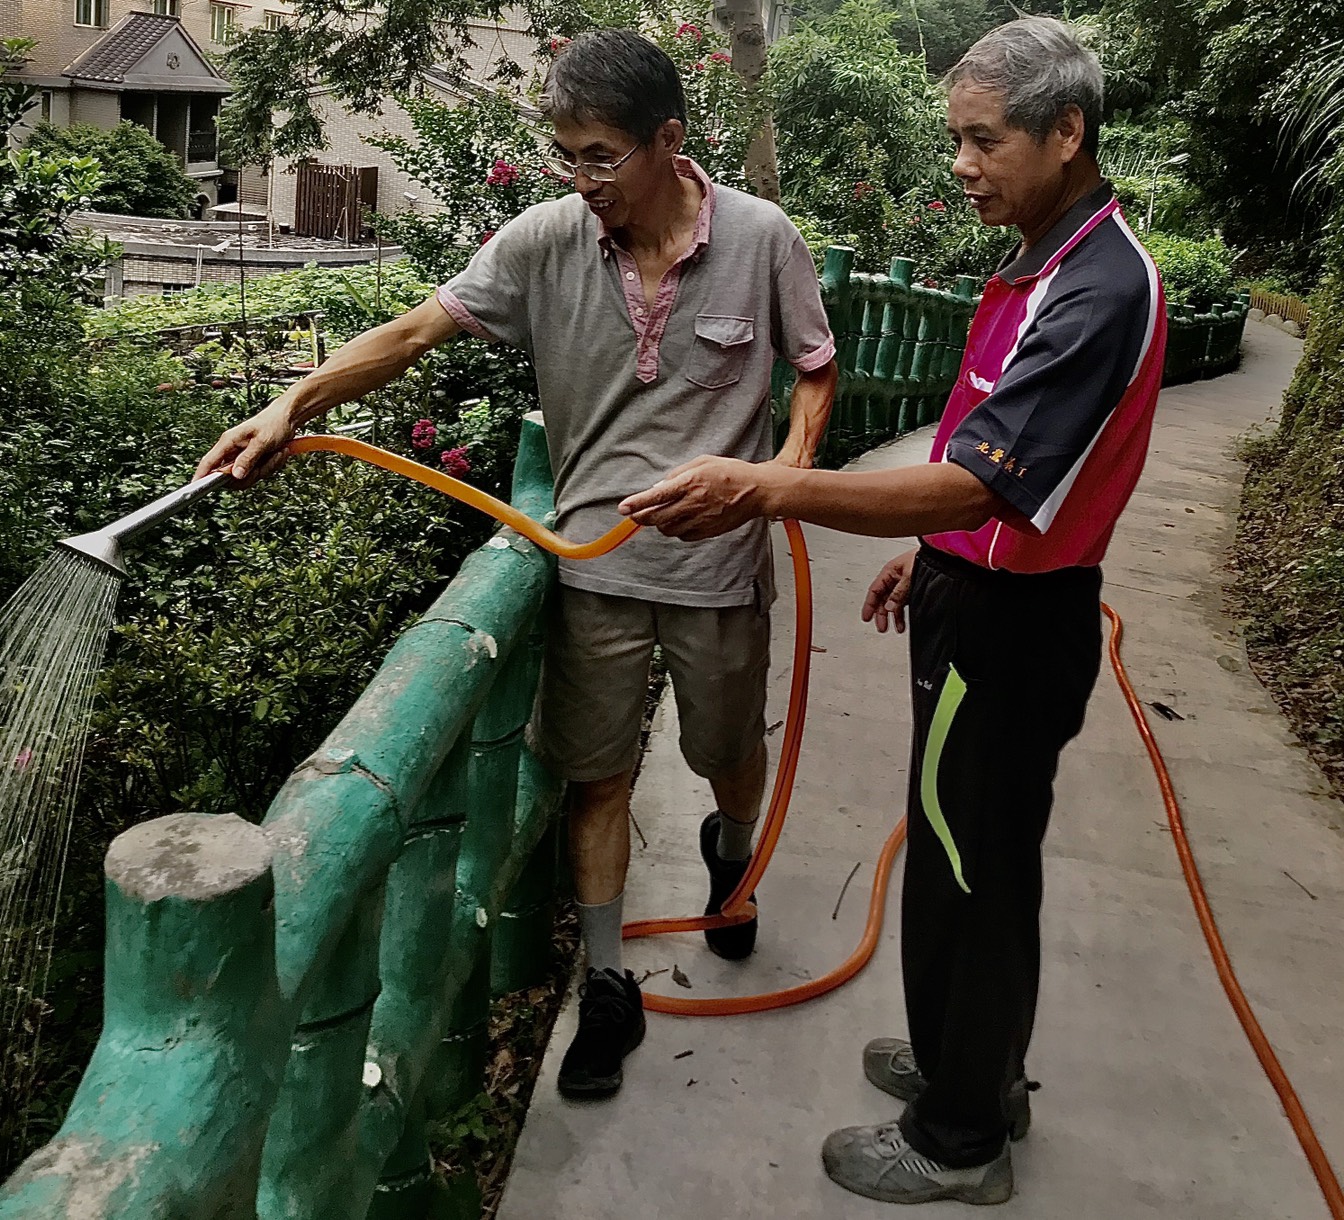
[0,415,565,1220]
[774,248,979,467]
[776,247,1250,467]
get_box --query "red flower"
[853,180,874,199]
[923,277,939,289]
[693,61,705,71]
[706,134,720,146]
[440,447,472,478]
[480,229,497,245]
[486,159,521,187]
[676,22,703,39]
[927,200,947,212]
[709,51,732,64]
[548,36,571,52]
[411,419,438,450]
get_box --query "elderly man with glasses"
[196,29,837,1101]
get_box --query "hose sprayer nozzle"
[56,468,236,579]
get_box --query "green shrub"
[1233,266,1344,798]
[25,121,197,219]
[84,259,436,341]
[1141,231,1239,311]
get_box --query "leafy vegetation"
[1233,251,1344,799]
[1,40,108,293]
[1141,232,1238,312]
[24,121,197,219]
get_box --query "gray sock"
[577,892,624,975]
[716,810,758,863]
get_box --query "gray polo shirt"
[437,157,834,608]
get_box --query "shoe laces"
[576,974,632,1031]
[872,1122,913,1158]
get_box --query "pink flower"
[411,419,438,450]
[548,35,571,52]
[440,447,472,478]
[709,51,731,64]
[486,159,521,187]
[693,61,705,71]
[853,181,874,199]
[676,22,703,39]
[13,747,32,770]
[923,277,939,289]
[927,200,947,212]
[706,134,720,146]
[480,229,497,245]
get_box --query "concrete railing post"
[0,814,280,1219]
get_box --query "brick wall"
[112,243,399,296]
[0,0,299,74]
[271,88,451,230]
[70,87,120,127]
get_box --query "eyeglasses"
[541,144,639,182]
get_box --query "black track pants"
[897,544,1102,1169]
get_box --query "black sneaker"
[557,967,645,1099]
[700,812,758,960]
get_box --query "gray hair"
[944,17,1103,156]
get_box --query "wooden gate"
[293,162,378,242]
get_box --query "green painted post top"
[821,246,856,294]
[954,275,977,300]
[888,257,915,288]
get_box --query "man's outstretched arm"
[619,455,1014,541]
[194,295,460,485]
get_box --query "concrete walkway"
[497,324,1344,1220]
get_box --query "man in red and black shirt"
[623,17,1165,1206]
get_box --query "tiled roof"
[63,13,217,84]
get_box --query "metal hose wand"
[56,469,236,579]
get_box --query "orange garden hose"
[1103,604,1344,1220]
[288,437,1341,1213]
[287,435,901,1015]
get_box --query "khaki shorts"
[527,586,770,783]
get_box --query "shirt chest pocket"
[685,314,754,389]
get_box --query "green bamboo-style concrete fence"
[777,247,1249,467]
[1162,291,1251,385]
[0,415,565,1220]
[774,248,979,467]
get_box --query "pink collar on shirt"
[596,156,716,262]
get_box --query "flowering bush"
[651,12,750,189]
[486,159,522,188]
[440,445,472,477]
[368,90,566,282]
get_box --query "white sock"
[716,810,758,862]
[577,892,624,975]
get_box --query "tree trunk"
[716,0,781,204]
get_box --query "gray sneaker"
[862,1038,1032,1142]
[822,1121,1013,1205]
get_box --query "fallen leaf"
[672,964,692,989]
[810,645,828,653]
[1149,701,1184,721]
[674,1049,694,1060]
